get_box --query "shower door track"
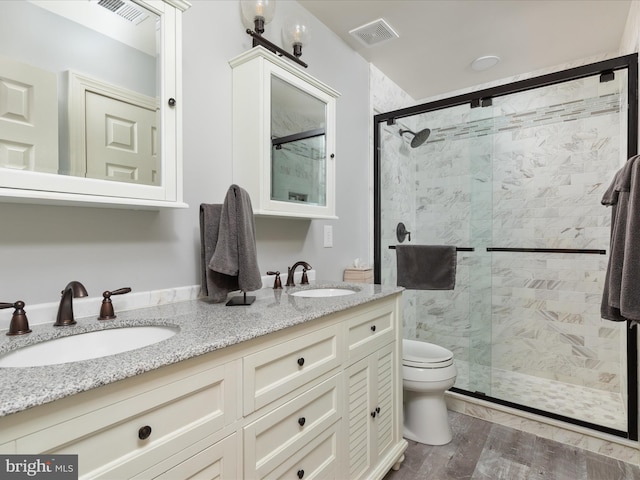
[450,377,635,439]
[374,53,639,440]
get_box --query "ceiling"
[299,0,632,100]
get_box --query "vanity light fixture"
[241,0,309,68]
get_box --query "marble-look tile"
[447,392,637,465]
[454,359,626,431]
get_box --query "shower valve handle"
[396,222,411,243]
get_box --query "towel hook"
[396,222,411,243]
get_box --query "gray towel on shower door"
[396,244,457,290]
[601,155,640,322]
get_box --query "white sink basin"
[290,288,356,298]
[0,325,179,368]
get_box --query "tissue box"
[343,267,373,283]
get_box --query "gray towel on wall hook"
[601,155,640,323]
[396,244,457,290]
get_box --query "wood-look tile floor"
[383,411,640,480]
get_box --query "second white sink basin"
[290,288,357,298]
[0,325,179,368]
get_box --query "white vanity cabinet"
[230,47,340,219]
[344,301,403,480]
[242,322,344,479]
[0,293,406,479]
[0,352,241,479]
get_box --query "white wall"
[0,0,370,307]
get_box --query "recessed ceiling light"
[471,55,501,72]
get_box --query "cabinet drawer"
[243,324,342,414]
[142,432,238,480]
[244,375,341,476]
[346,302,395,361]
[255,422,339,480]
[17,363,236,478]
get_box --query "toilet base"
[403,390,453,445]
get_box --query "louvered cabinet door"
[345,356,374,480]
[373,344,396,462]
[345,342,396,480]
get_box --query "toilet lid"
[403,341,453,368]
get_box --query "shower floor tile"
[454,360,627,432]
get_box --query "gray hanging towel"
[200,203,237,302]
[601,155,640,322]
[209,184,263,293]
[396,245,457,290]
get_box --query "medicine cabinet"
[0,0,190,209]
[230,46,340,219]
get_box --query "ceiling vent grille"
[97,0,149,24]
[349,18,399,47]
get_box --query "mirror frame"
[230,47,340,219]
[0,0,191,209]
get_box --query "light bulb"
[240,0,276,35]
[282,15,310,58]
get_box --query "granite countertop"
[0,282,402,418]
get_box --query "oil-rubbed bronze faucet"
[54,281,88,326]
[286,261,312,287]
[1,300,31,336]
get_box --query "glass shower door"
[480,69,630,433]
[375,54,636,438]
[376,100,495,397]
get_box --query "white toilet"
[402,338,457,445]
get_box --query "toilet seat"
[403,340,454,369]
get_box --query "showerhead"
[399,128,431,148]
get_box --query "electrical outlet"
[323,225,333,248]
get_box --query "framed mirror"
[231,47,339,219]
[0,0,189,208]
[270,75,327,207]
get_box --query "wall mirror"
[270,75,327,206]
[231,47,339,219]
[0,0,189,208]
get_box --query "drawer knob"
[371,410,376,418]
[138,425,152,440]
[297,469,305,479]
[370,325,376,332]
[298,417,306,427]
[297,357,305,367]
[376,406,381,414]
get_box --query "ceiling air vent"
[349,18,399,48]
[96,0,149,25]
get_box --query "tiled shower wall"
[380,70,629,397]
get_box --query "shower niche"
[230,47,340,219]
